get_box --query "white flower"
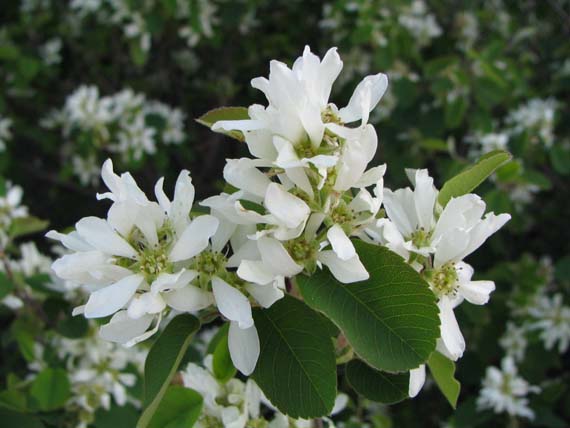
[526,293,570,353]
[48,159,219,346]
[181,356,262,428]
[64,85,113,133]
[398,0,442,46]
[40,38,62,66]
[477,357,539,420]
[212,46,387,192]
[46,331,146,418]
[371,169,509,394]
[507,98,558,148]
[499,322,528,362]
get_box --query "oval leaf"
[427,351,461,409]
[147,386,203,428]
[252,296,337,419]
[346,359,409,404]
[438,150,512,206]
[30,368,70,411]
[297,241,440,373]
[196,107,249,142]
[137,314,200,428]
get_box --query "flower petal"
[339,73,388,123]
[169,215,219,262]
[246,281,284,308]
[99,310,154,344]
[163,285,214,312]
[127,292,166,319]
[264,183,310,229]
[459,280,495,305]
[258,237,303,277]
[318,250,369,283]
[408,365,426,398]
[224,158,271,198]
[212,277,253,329]
[76,217,137,258]
[436,297,465,361]
[84,274,144,318]
[327,224,356,261]
[228,322,260,375]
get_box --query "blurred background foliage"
[0,0,569,427]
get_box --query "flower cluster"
[47,47,513,392]
[68,0,218,53]
[42,86,186,185]
[366,169,510,395]
[181,354,347,428]
[31,330,146,428]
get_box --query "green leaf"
[206,323,229,355]
[445,95,468,129]
[252,296,337,419]
[427,351,461,409]
[297,241,439,373]
[0,388,27,412]
[346,359,409,404]
[30,368,71,411]
[438,150,512,206]
[11,320,37,363]
[0,408,44,428]
[0,272,15,299]
[196,107,249,142]
[147,386,203,428]
[94,404,139,428]
[550,145,570,175]
[137,314,200,428]
[8,216,49,240]
[212,328,237,383]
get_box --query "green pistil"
[425,263,459,297]
[192,250,228,288]
[321,106,344,125]
[294,138,317,159]
[140,247,171,280]
[411,227,432,248]
[284,237,319,273]
[200,415,225,428]
[330,202,356,226]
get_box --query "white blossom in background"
[507,98,558,148]
[182,356,262,428]
[398,0,442,46]
[31,331,146,428]
[477,357,539,420]
[465,132,509,159]
[48,159,271,375]
[0,182,29,246]
[212,46,389,285]
[499,322,528,362]
[178,0,218,47]
[526,293,570,353]
[0,115,13,151]
[455,12,479,50]
[40,38,63,66]
[42,85,186,183]
[72,154,102,186]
